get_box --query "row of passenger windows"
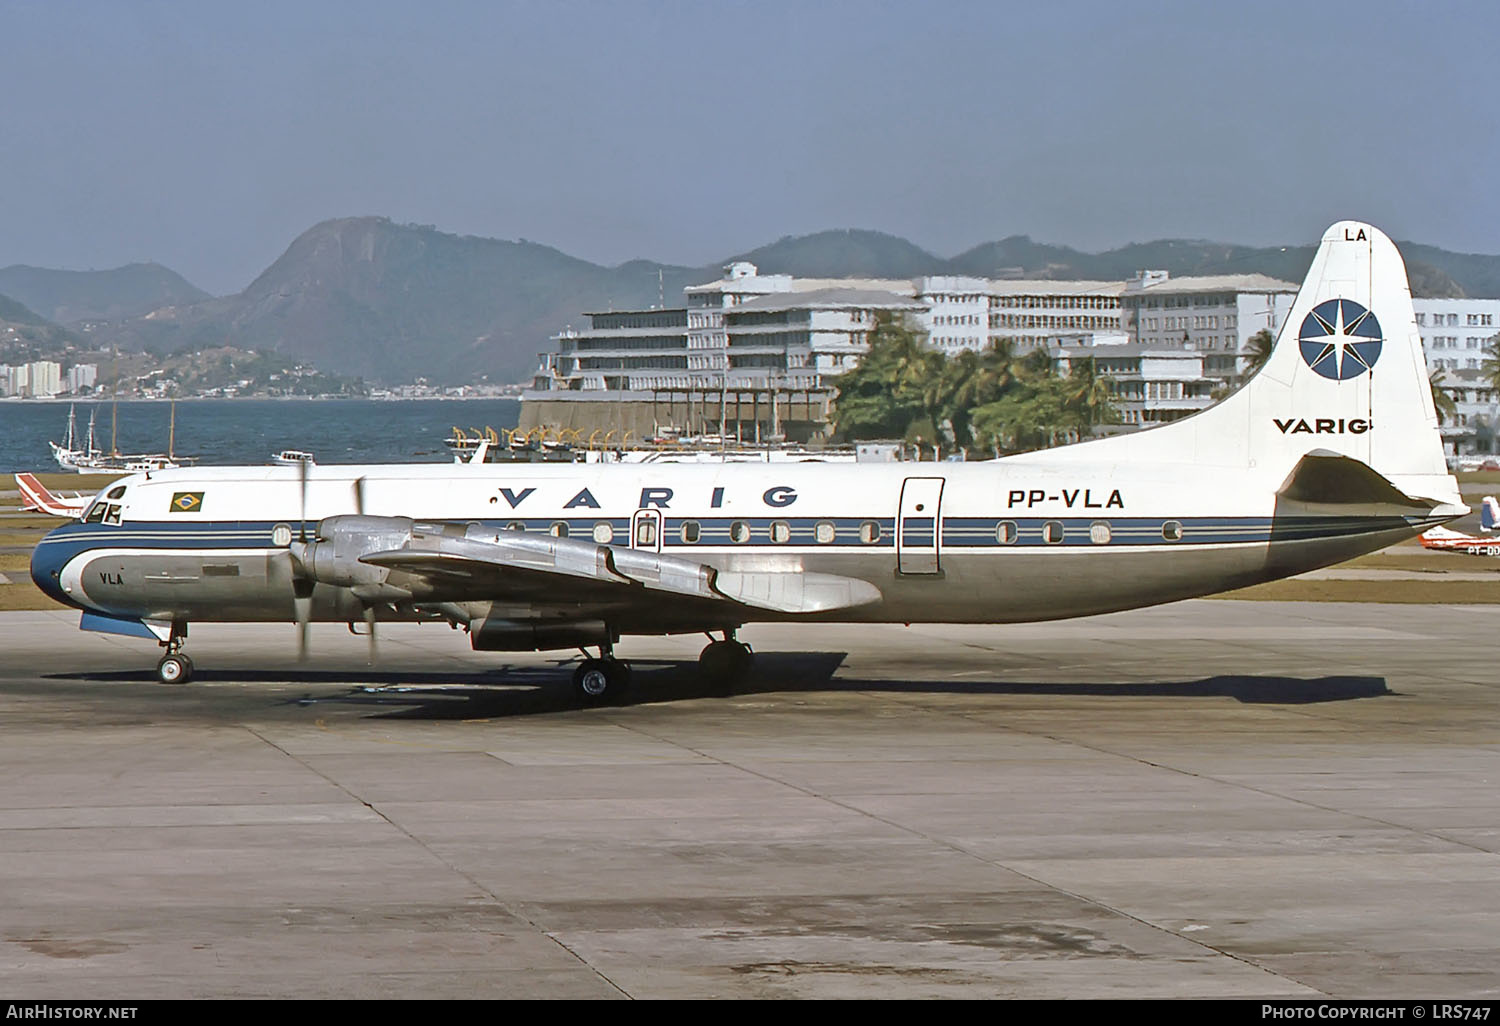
[505,520,885,545]
[498,519,1187,545]
[995,520,1184,544]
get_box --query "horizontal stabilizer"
[1275,450,1465,519]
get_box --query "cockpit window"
[103,504,123,526]
[83,502,107,524]
[106,485,127,500]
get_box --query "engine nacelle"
[293,515,414,588]
[468,616,611,652]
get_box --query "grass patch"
[0,578,67,611]
[1210,578,1500,603]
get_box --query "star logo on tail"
[1298,298,1383,381]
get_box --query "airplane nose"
[30,527,81,608]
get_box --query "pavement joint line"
[238,722,634,999]
[597,702,1322,993]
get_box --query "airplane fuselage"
[32,458,1436,634]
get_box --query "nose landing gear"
[156,622,192,684]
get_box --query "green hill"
[0,263,210,324]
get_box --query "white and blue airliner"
[31,222,1466,700]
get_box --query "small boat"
[270,450,316,465]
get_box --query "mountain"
[63,220,1500,385]
[0,263,210,324]
[0,292,81,358]
[0,292,49,327]
[730,229,942,279]
[103,218,707,384]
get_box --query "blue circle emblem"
[1298,299,1382,380]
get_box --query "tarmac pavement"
[0,601,1496,999]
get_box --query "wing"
[295,515,883,619]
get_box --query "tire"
[573,658,629,704]
[157,654,192,685]
[699,641,754,690]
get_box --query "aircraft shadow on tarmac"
[49,651,1390,718]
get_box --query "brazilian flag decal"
[170,492,205,513]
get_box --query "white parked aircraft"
[31,221,1466,698]
[1420,496,1500,555]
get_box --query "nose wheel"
[156,653,194,684]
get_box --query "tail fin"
[1483,496,1498,532]
[15,473,88,518]
[1044,221,1461,508]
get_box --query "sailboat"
[48,402,196,473]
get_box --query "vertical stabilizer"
[1042,221,1460,506]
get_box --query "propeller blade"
[294,591,312,662]
[364,605,377,665]
[298,457,310,542]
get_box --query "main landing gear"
[572,640,631,705]
[156,622,193,684]
[699,631,753,692]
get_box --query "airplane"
[29,221,1468,699]
[15,473,92,518]
[1419,496,1500,555]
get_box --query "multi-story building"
[1051,341,1220,428]
[1411,298,1500,454]
[1119,271,1297,380]
[986,280,1127,352]
[0,360,63,398]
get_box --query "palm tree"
[1482,333,1500,393]
[1062,355,1117,433]
[1240,329,1275,377]
[1428,367,1459,426]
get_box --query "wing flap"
[359,528,881,614]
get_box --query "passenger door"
[897,477,944,574]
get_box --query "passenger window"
[680,520,700,544]
[635,519,657,547]
[593,522,614,544]
[996,521,1018,545]
[730,521,751,544]
[549,521,569,538]
[860,521,882,544]
[815,520,836,544]
[1090,521,1111,545]
[1162,520,1184,542]
[770,521,791,543]
[1043,520,1065,544]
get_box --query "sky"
[2,0,1498,296]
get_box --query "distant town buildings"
[0,360,93,398]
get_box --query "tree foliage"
[833,314,1117,453]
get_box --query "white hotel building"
[524,262,1500,450]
